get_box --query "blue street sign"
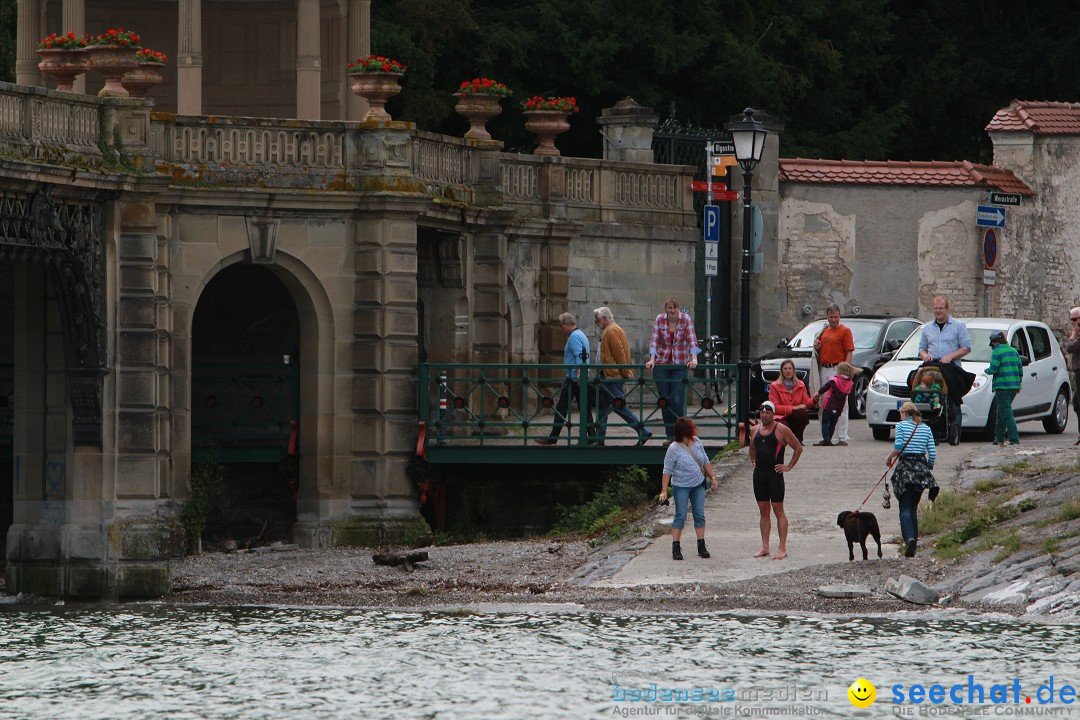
[703,205,720,242]
[976,205,1006,228]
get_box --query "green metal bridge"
[416,362,741,464]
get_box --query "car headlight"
[870,375,888,394]
[970,373,988,390]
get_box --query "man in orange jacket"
[594,306,653,446]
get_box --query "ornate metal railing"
[416,362,738,462]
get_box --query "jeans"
[995,389,1019,443]
[820,409,840,443]
[597,380,648,439]
[547,378,594,439]
[653,365,687,439]
[672,482,706,530]
[898,486,924,542]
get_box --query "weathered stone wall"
[776,185,984,338]
[991,134,1080,339]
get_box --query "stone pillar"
[337,121,430,545]
[296,0,321,120]
[110,197,183,598]
[16,0,41,87]
[470,211,514,365]
[61,0,85,94]
[345,0,371,120]
[596,98,659,163]
[177,0,202,116]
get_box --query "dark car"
[749,315,922,418]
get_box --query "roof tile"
[778,158,1034,196]
[986,100,1080,135]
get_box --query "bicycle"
[700,335,730,409]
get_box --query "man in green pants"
[986,331,1023,446]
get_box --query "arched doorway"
[191,264,301,547]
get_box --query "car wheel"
[1043,386,1070,434]
[871,424,891,441]
[848,374,869,419]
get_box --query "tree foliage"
[6,0,1080,163]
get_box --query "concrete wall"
[567,222,698,360]
[774,184,986,338]
[992,133,1080,339]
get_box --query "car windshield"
[894,326,996,363]
[785,319,884,349]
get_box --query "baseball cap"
[760,401,776,412]
[989,331,1006,345]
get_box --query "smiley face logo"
[848,678,877,708]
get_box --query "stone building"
[1,15,696,597]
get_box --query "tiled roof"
[778,159,1034,196]
[986,100,1080,134]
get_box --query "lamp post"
[726,107,767,441]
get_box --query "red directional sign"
[689,181,739,201]
[690,181,727,192]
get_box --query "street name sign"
[976,205,1006,227]
[989,192,1022,207]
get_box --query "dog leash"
[853,420,918,513]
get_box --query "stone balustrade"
[0,83,694,225]
[0,81,151,170]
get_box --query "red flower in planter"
[38,32,91,50]
[347,54,407,74]
[457,77,512,97]
[521,96,579,113]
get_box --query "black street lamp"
[726,108,767,440]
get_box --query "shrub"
[180,457,225,554]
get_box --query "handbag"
[883,419,920,509]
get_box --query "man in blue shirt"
[918,295,971,431]
[536,312,595,445]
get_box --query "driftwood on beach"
[372,551,429,570]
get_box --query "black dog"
[836,511,882,561]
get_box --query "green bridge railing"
[416,362,740,464]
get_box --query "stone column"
[16,0,41,87]
[338,121,430,545]
[470,211,514,365]
[596,98,659,163]
[61,0,85,94]
[110,197,183,598]
[177,0,202,116]
[345,0,371,120]
[296,0,322,120]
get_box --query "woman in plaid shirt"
[645,297,701,441]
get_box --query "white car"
[865,318,1071,441]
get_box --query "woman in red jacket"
[768,359,813,442]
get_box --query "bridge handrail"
[416,361,739,450]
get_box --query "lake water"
[1,605,1079,719]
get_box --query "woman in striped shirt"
[886,402,939,558]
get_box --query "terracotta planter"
[348,72,403,122]
[87,45,140,97]
[454,92,503,140]
[523,109,571,156]
[121,62,163,98]
[36,48,89,93]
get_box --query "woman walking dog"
[886,402,940,558]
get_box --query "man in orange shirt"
[813,303,855,445]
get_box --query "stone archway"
[191,264,301,546]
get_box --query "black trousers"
[547,379,595,439]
